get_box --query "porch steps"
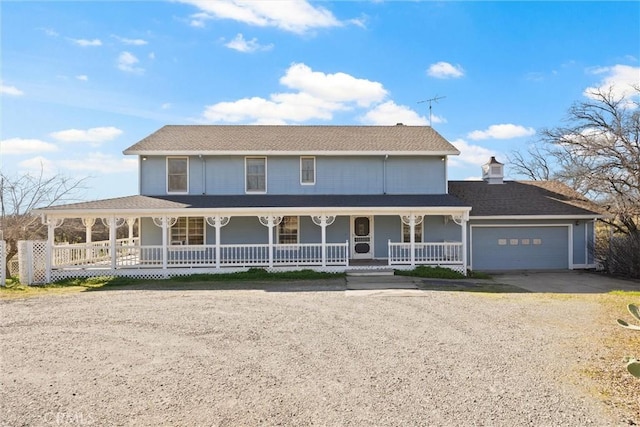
[346,268,395,277]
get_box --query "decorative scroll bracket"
[312,215,336,227]
[400,214,424,227]
[152,217,178,228]
[205,216,230,228]
[259,215,283,227]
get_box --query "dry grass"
[572,293,640,422]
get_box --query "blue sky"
[1,1,639,201]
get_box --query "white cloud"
[161,103,172,110]
[59,153,137,174]
[148,52,156,60]
[201,63,389,124]
[0,83,24,96]
[117,51,144,74]
[40,28,59,37]
[584,64,640,102]
[49,127,123,145]
[76,75,88,81]
[112,35,148,45]
[224,33,273,53]
[203,93,343,124]
[180,0,342,34]
[360,101,429,125]
[1,138,58,155]
[18,156,56,176]
[448,139,497,167]
[69,38,102,47]
[427,62,464,79]
[280,63,387,107]
[467,124,535,140]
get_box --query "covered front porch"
[32,194,471,283]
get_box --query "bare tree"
[0,166,87,278]
[509,86,640,277]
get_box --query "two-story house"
[32,125,602,283]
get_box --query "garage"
[471,226,570,271]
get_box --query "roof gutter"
[122,150,461,157]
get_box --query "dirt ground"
[1,279,638,426]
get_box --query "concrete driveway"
[491,270,640,293]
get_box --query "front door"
[351,216,374,259]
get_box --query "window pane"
[301,157,315,184]
[278,216,298,244]
[355,217,370,236]
[246,158,266,192]
[168,158,188,192]
[171,217,187,245]
[171,217,204,245]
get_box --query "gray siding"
[374,216,399,258]
[139,155,447,196]
[424,216,462,242]
[221,217,267,245]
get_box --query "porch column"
[82,217,95,245]
[206,216,230,269]
[152,217,177,271]
[451,213,470,275]
[101,217,125,270]
[126,218,136,245]
[82,217,95,260]
[461,217,468,274]
[259,216,282,268]
[401,214,423,268]
[312,215,336,267]
[44,217,64,283]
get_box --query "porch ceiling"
[33,194,471,217]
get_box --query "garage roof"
[448,180,604,217]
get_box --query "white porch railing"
[52,238,139,268]
[388,241,463,265]
[51,240,349,270]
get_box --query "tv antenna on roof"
[418,95,446,127]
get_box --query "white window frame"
[300,156,316,185]
[245,156,267,193]
[170,217,205,245]
[402,221,423,243]
[166,156,189,194]
[277,216,299,245]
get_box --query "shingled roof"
[123,125,460,155]
[34,194,469,216]
[448,180,604,217]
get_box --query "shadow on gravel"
[83,278,529,294]
[417,280,530,293]
[84,279,347,293]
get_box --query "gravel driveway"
[0,280,626,426]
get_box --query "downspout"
[383,155,388,194]
[200,154,206,195]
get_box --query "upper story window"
[300,156,315,185]
[167,157,188,193]
[171,217,204,245]
[402,222,423,243]
[278,216,299,244]
[246,157,266,193]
